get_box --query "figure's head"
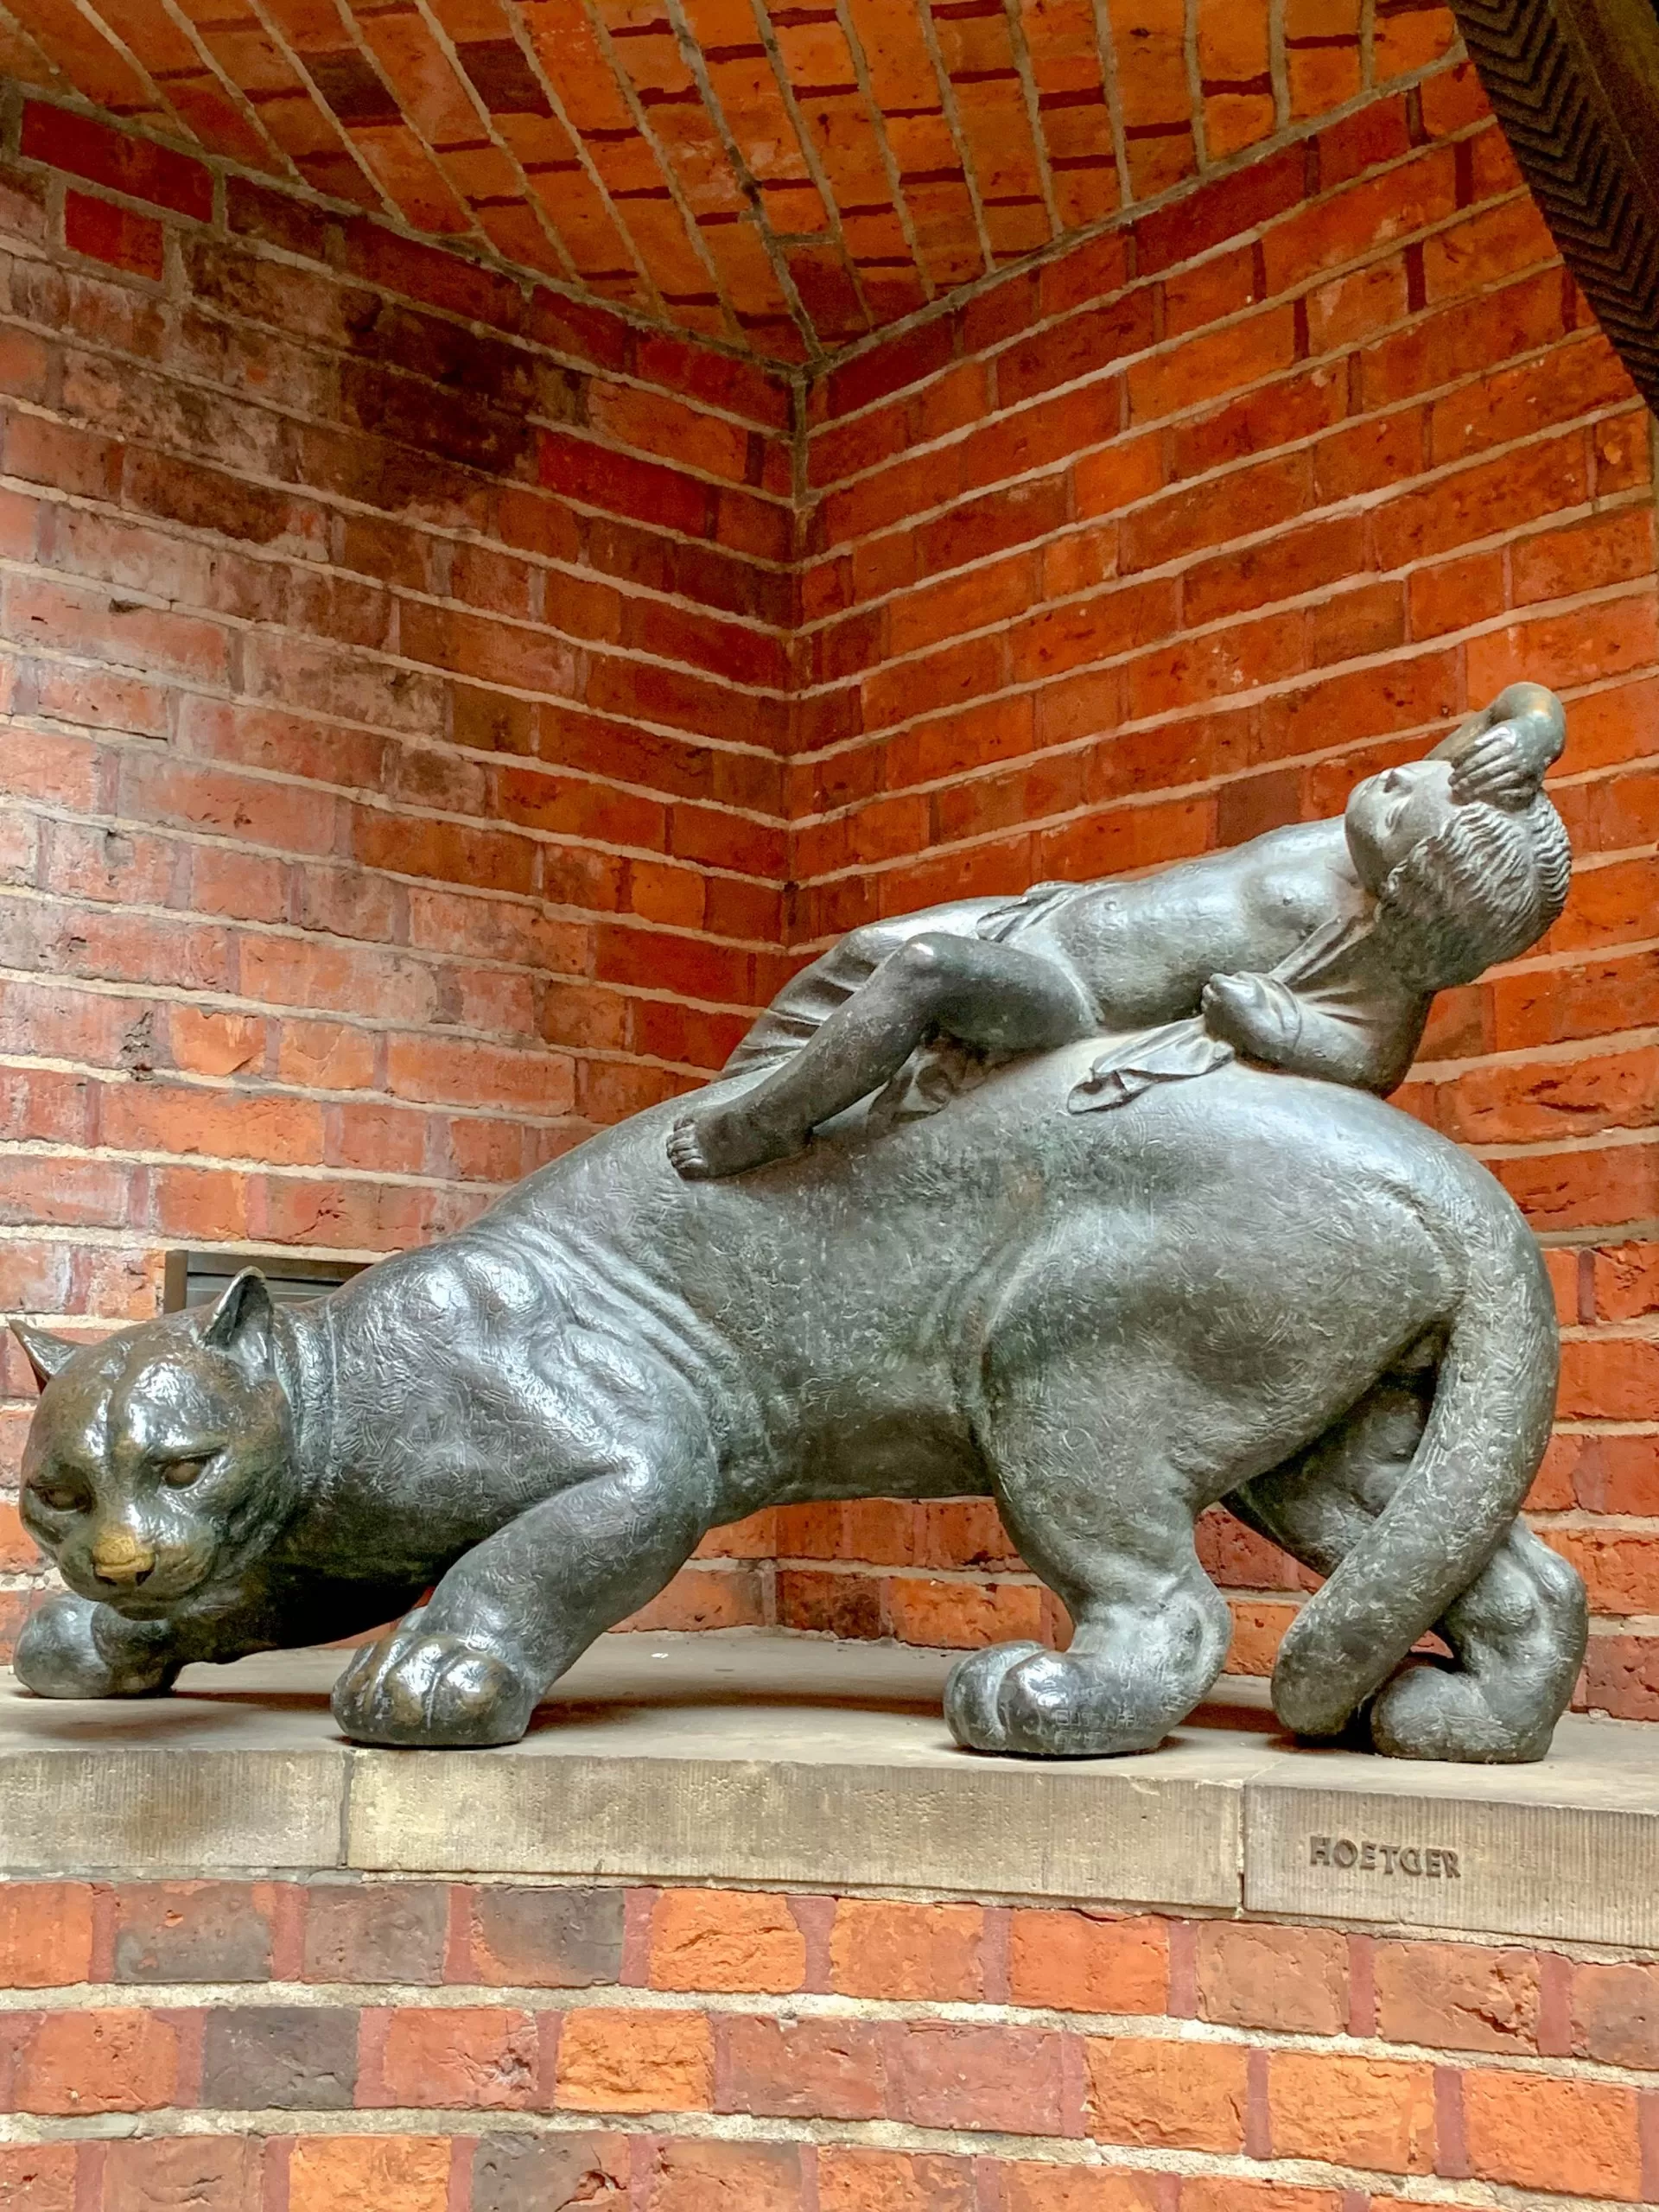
[11,1271,295,1617]
[1344,759,1571,990]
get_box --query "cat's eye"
[162,1456,213,1488]
[30,1482,88,1515]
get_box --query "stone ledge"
[1,1630,1654,1949]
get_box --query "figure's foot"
[331,1610,537,1747]
[13,1593,178,1700]
[666,1103,806,1181]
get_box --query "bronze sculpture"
[8,686,1586,1762]
[670,683,1568,1177]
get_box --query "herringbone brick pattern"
[0,0,1457,359]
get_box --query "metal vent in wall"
[162,1249,367,1313]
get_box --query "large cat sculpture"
[11,1038,1585,1762]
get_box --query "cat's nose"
[92,1530,156,1585]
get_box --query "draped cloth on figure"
[729,879,1389,1133]
[1065,913,1376,1113]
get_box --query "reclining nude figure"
[10,684,1586,1762]
[669,683,1570,1179]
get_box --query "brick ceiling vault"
[0,0,1446,365]
[4,0,1656,407]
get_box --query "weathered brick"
[556,2008,713,2112]
[1007,1910,1169,2014]
[111,1881,280,1983]
[888,2021,1068,2134]
[62,193,167,281]
[201,2006,359,2108]
[885,1574,1045,1648]
[1195,1923,1347,2035]
[817,2148,976,2211]
[1462,2069,1643,2198]
[0,1884,93,1988]
[287,2135,453,2212]
[1266,2050,1436,2171]
[649,1889,806,1994]
[11,2008,179,2115]
[0,2145,76,2211]
[368,2005,538,2110]
[719,2013,887,2120]
[467,1886,625,1987]
[1571,1960,1659,2068]
[471,2131,631,2211]
[830,1899,983,2001]
[302,1884,449,1985]
[638,2138,804,2209]
[23,102,213,218]
[1001,2169,1168,2210]
[1176,2188,1341,2212]
[1373,1941,1541,2054]
[1086,2036,1248,2152]
[102,2137,264,2212]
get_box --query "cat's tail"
[1270,1173,1558,1738]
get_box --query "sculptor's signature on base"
[1309,1834,1462,1877]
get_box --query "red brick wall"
[770,41,1659,1713]
[0,94,794,1647]
[3,1875,1656,2208]
[3,33,1657,1717]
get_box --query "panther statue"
[10,1040,1585,1761]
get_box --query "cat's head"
[11,1271,296,1617]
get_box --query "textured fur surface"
[12,1045,1584,1758]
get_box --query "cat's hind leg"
[1370,1526,1586,1762]
[332,1402,718,1749]
[947,1352,1234,1758]
[1232,1371,1586,1761]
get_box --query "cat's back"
[316,1211,583,1392]
[325,1116,705,1351]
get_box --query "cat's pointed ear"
[200,1268,274,1375]
[9,1322,79,1392]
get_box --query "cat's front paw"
[330,1611,536,1748]
[13,1594,178,1699]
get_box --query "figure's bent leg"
[1232,1372,1586,1762]
[719,899,1007,1079]
[332,1420,718,1748]
[949,1359,1233,1757]
[669,933,1093,1180]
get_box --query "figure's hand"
[1449,724,1539,809]
[13,1593,179,1699]
[331,1608,537,1747]
[1200,972,1302,1061]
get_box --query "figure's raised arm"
[1199,971,1427,1095]
[1432,683,1564,810]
